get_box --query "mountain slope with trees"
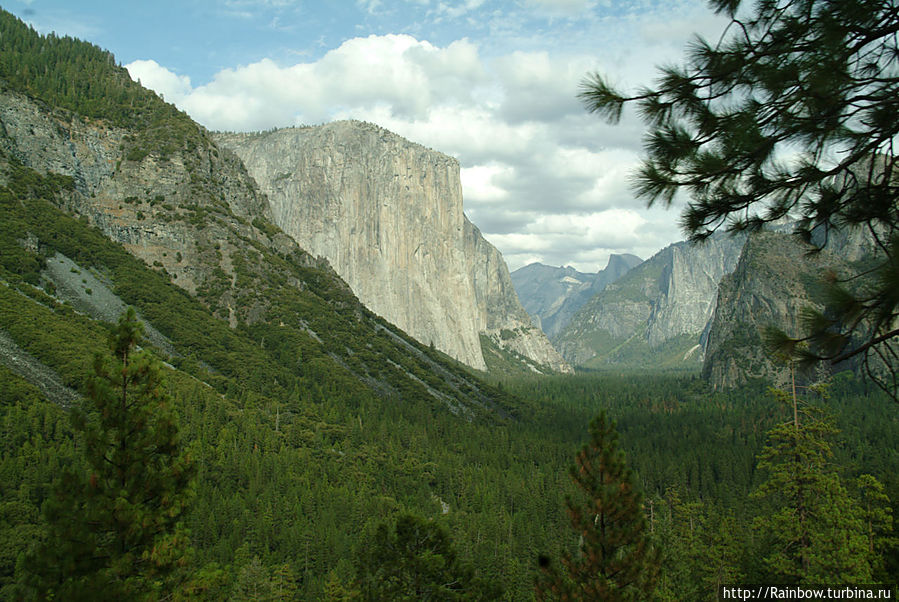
[0,6,896,599]
[554,233,744,370]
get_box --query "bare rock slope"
[701,230,852,389]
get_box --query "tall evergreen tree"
[853,473,897,582]
[751,389,873,583]
[654,487,743,601]
[24,308,194,600]
[536,412,659,601]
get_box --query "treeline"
[5,313,896,598]
[0,6,896,597]
[0,8,201,161]
[0,149,570,598]
[0,158,894,596]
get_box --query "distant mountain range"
[510,254,642,339]
[516,228,872,387]
[547,234,745,371]
[0,5,877,395]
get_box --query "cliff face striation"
[0,78,520,417]
[216,122,570,373]
[0,82,279,327]
[554,234,745,369]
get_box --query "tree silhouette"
[580,0,899,398]
[751,387,875,582]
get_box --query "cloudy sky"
[10,0,730,272]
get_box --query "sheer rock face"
[701,230,849,389]
[216,122,570,373]
[0,86,304,327]
[0,87,122,192]
[554,234,745,368]
[463,220,571,372]
[643,236,746,348]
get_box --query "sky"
[8,0,730,272]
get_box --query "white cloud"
[488,208,655,271]
[127,3,720,273]
[344,104,541,164]
[461,164,512,204]
[125,60,192,105]
[434,0,488,19]
[168,35,486,130]
[492,50,589,123]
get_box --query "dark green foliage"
[751,390,875,583]
[506,372,899,599]
[536,412,660,601]
[652,486,743,601]
[580,0,899,397]
[0,8,896,596]
[1,156,893,595]
[228,554,298,601]
[0,366,74,597]
[23,309,194,600]
[356,514,499,600]
[0,8,201,162]
[854,474,898,583]
[0,158,554,598]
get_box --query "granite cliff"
[554,234,745,369]
[701,230,856,389]
[0,77,517,416]
[215,123,570,373]
[0,81,279,324]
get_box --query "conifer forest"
[0,1,897,599]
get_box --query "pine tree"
[355,513,497,601]
[230,556,274,601]
[24,308,194,600]
[536,412,660,601]
[654,487,743,601]
[854,474,896,582]
[324,568,358,602]
[579,0,899,397]
[751,389,872,583]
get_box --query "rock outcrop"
[0,79,521,417]
[701,230,850,389]
[511,254,642,339]
[216,122,570,373]
[0,82,283,327]
[554,234,744,369]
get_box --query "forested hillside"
[0,9,561,597]
[0,124,571,598]
[0,8,896,600]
